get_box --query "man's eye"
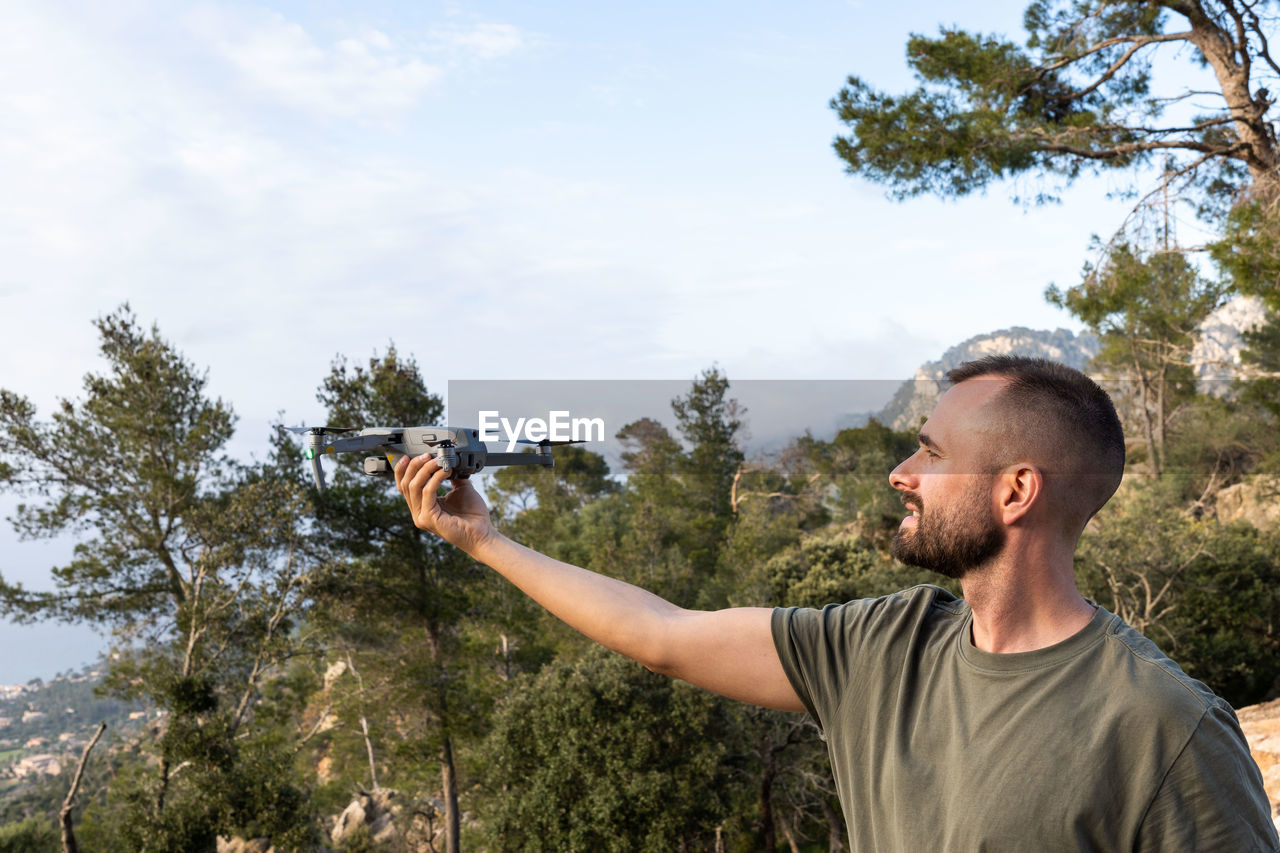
[923,448,940,459]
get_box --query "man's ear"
[997,464,1042,526]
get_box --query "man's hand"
[394,454,497,556]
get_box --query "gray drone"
[280,425,582,490]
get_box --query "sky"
[0,0,1214,681]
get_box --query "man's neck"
[959,543,1096,654]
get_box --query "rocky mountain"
[1191,295,1267,392]
[876,295,1270,431]
[875,327,1099,430]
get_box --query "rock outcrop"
[1216,475,1280,530]
[1238,698,1280,832]
[330,787,449,851]
[1192,295,1268,392]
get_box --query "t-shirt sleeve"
[771,601,874,731]
[1135,701,1280,852]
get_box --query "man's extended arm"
[394,454,804,712]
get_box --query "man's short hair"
[945,355,1125,531]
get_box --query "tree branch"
[1038,137,1247,161]
[60,721,106,853]
[1055,37,1172,103]
[1037,31,1195,76]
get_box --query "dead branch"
[296,702,337,749]
[345,649,380,791]
[60,721,106,853]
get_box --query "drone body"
[281,425,574,490]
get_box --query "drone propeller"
[277,426,357,490]
[278,425,357,435]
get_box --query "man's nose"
[889,456,915,492]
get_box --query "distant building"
[0,717,11,729]
[13,754,62,778]
[24,737,48,748]
[21,711,45,723]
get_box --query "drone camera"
[363,457,392,477]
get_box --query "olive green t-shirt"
[772,584,1279,852]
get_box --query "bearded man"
[396,355,1278,851]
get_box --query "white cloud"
[429,22,526,61]
[187,6,442,120]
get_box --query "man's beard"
[891,481,1005,580]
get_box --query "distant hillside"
[0,666,151,819]
[875,327,1099,430]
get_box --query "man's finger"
[426,465,450,500]
[407,458,447,510]
[396,453,431,489]
[393,454,413,493]
[396,456,430,512]
[406,457,433,496]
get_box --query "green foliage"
[488,444,619,560]
[794,419,920,548]
[831,1,1275,204]
[77,728,317,853]
[0,306,318,849]
[1160,394,1280,502]
[3,311,1277,849]
[0,305,236,624]
[1236,315,1280,419]
[335,823,378,853]
[610,368,747,607]
[586,371,749,612]
[476,646,740,852]
[1212,199,1280,306]
[303,345,497,853]
[764,532,954,610]
[1075,478,1280,706]
[0,670,144,746]
[671,367,744,525]
[1047,243,1227,476]
[1212,199,1280,416]
[1168,524,1280,706]
[0,816,57,853]
[0,767,74,833]
[1047,244,1225,349]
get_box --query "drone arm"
[310,456,326,490]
